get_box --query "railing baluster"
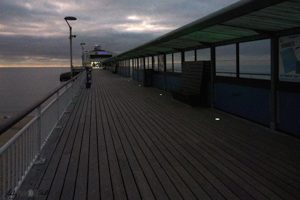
[8,148,12,196]
[0,153,4,199]
[37,106,42,151]
[57,91,60,121]
[4,150,8,199]
[13,143,16,193]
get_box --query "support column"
[210,46,216,108]
[270,36,279,130]
[236,43,240,78]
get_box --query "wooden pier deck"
[17,70,300,200]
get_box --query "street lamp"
[64,16,77,77]
[80,42,86,67]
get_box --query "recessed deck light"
[215,117,220,121]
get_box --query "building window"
[158,54,165,72]
[216,44,236,77]
[139,58,144,70]
[166,54,173,72]
[240,39,271,80]
[173,52,182,73]
[184,50,195,62]
[153,56,159,71]
[148,56,153,69]
[197,48,211,61]
[145,57,149,69]
[135,58,138,70]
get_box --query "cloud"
[0,0,239,67]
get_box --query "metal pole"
[270,36,279,130]
[70,26,73,77]
[80,43,85,68]
[82,49,84,67]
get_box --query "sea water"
[0,67,68,118]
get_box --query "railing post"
[57,91,60,121]
[72,80,75,103]
[37,106,42,150]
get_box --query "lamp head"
[64,16,77,21]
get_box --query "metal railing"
[0,72,85,200]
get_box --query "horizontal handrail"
[0,72,82,135]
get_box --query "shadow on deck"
[16,70,300,200]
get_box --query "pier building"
[1,1,300,199]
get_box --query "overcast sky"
[0,0,239,67]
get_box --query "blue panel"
[214,83,270,125]
[278,91,300,136]
[138,70,144,82]
[166,75,182,92]
[153,74,165,90]
[133,70,138,81]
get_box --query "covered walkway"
[17,70,300,200]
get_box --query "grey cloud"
[0,31,157,66]
[0,0,239,66]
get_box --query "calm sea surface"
[0,67,68,118]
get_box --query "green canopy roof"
[107,0,300,62]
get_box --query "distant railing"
[0,72,85,200]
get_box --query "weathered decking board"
[16,70,300,200]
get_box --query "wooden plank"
[104,87,181,200]
[100,84,141,200]
[87,88,100,200]
[106,88,203,200]
[46,90,89,200]
[97,83,127,200]
[73,92,92,200]
[58,92,90,200]
[94,84,114,200]
[101,87,157,199]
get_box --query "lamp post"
[80,42,86,67]
[64,16,77,77]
